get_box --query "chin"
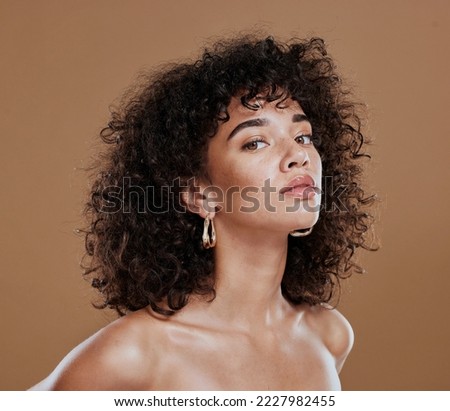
[292,211,320,231]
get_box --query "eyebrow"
[292,113,309,123]
[227,113,310,140]
[227,118,268,140]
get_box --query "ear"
[180,177,219,219]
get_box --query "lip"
[280,175,317,198]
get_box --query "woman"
[31,35,376,390]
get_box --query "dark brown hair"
[80,35,377,316]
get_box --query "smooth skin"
[30,97,353,391]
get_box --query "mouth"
[280,175,318,199]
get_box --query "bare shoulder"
[29,308,160,390]
[301,304,354,373]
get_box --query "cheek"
[207,145,272,189]
[210,165,255,190]
[311,150,322,178]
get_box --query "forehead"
[226,95,304,118]
[213,96,309,143]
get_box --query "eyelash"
[242,137,267,151]
[242,134,315,151]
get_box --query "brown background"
[1,0,449,390]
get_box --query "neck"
[199,221,292,330]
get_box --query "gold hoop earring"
[289,227,313,237]
[202,215,216,249]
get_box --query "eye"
[242,138,269,151]
[295,134,314,145]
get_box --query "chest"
[150,333,340,390]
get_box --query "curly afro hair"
[80,35,377,316]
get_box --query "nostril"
[282,149,309,171]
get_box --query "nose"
[280,143,310,172]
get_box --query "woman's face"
[204,95,322,236]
